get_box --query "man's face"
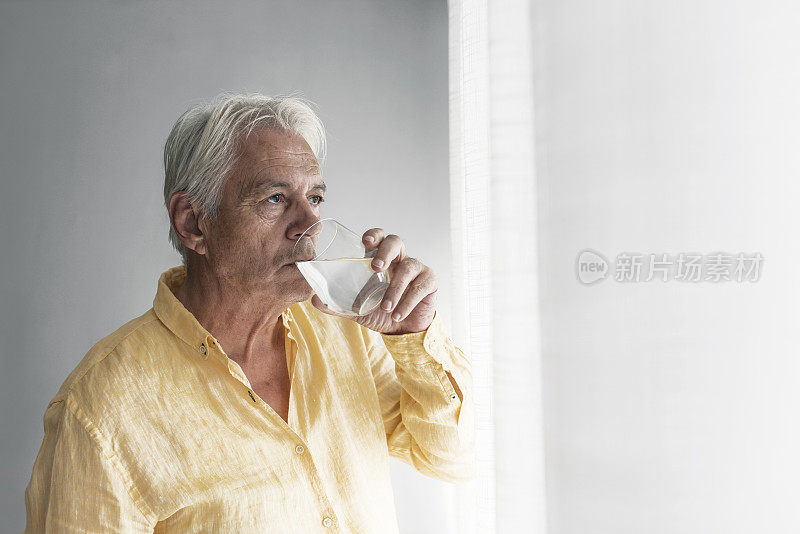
[197,127,324,302]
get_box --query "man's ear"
[168,192,207,256]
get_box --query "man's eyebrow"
[241,180,327,199]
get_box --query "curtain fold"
[449,0,547,532]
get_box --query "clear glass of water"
[293,218,390,317]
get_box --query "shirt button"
[295,444,305,454]
[322,517,333,528]
[199,343,207,355]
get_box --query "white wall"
[533,1,800,533]
[0,1,454,532]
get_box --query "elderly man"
[23,94,474,533]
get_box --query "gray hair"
[163,92,326,264]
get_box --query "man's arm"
[363,312,475,482]
[23,395,155,533]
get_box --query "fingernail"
[392,312,401,321]
[373,259,384,269]
[382,300,393,311]
[365,236,375,243]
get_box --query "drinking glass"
[293,218,390,317]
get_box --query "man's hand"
[310,228,438,334]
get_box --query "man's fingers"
[359,229,439,322]
[379,258,424,313]
[362,228,385,250]
[370,234,405,271]
[390,271,438,322]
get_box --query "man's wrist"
[379,310,449,365]
[380,312,435,336]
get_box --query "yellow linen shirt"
[22,266,474,533]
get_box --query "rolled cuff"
[379,310,450,366]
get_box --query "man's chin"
[279,266,314,301]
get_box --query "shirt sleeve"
[23,395,156,533]
[364,310,475,483]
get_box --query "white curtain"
[448,0,547,533]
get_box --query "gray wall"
[0,1,453,532]
[534,1,800,533]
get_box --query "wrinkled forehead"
[237,127,319,169]
[230,127,322,201]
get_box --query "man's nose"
[289,203,321,241]
[293,221,321,241]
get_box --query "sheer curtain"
[448,0,546,533]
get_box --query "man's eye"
[264,193,323,205]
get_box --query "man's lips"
[285,254,314,266]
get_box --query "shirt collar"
[152,265,295,355]
[153,266,212,353]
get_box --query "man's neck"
[173,263,288,370]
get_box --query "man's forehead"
[239,127,316,161]
[239,128,319,174]
[234,128,321,191]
